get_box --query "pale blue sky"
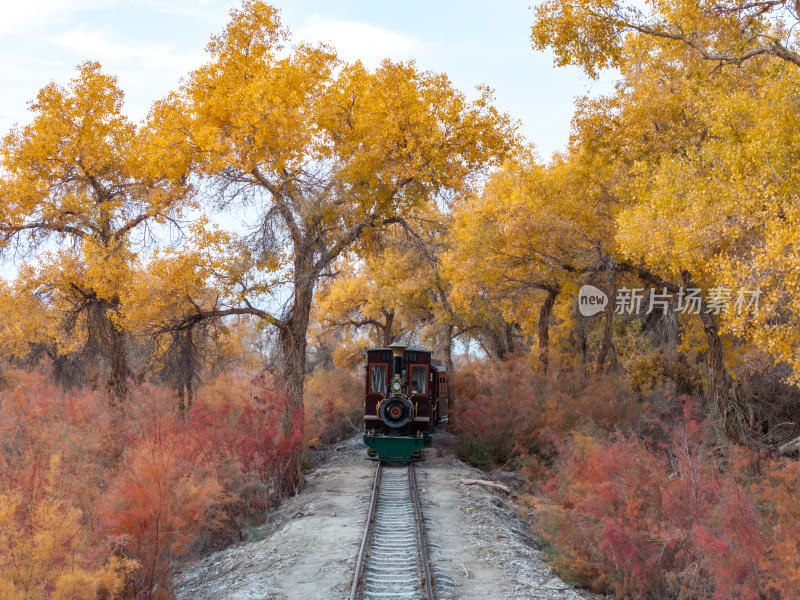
[0,0,615,159]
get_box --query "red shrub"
[534,402,769,599]
[749,459,800,599]
[0,366,300,599]
[451,354,643,469]
[454,355,799,599]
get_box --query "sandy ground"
[174,436,607,600]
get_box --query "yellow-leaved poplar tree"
[532,0,800,442]
[161,1,516,466]
[0,61,195,399]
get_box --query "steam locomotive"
[363,343,448,462]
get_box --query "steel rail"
[348,462,381,600]
[349,462,434,600]
[409,463,434,600]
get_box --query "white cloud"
[132,0,231,23]
[0,0,226,35]
[294,15,436,67]
[49,24,205,70]
[0,0,118,35]
[0,24,208,126]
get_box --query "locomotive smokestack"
[388,342,407,377]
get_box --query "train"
[363,342,448,462]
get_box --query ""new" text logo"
[578,285,608,316]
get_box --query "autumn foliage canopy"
[2,0,800,598]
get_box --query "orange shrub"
[0,369,134,598]
[304,368,362,447]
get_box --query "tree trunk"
[106,309,128,403]
[168,326,199,416]
[681,271,752,445]
[278,315,309,439]
[434,321,457,421]
[597,266,618,372]
[572,314,588,362]
[186,376,194,411]
[431,279,457,421]
[79,293,128,403]
[381,308,395,346]
[503,322,518,356]
[538,288,558,371]
[177,376,195,415]
[484,321,518,359]
[178,384,186,415]
[276,259,316,491]
[444,322,455,407]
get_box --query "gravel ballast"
[174,436,607,600]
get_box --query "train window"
[370,364,387,394]
[410,366,427,395]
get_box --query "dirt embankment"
[174,436,607,600]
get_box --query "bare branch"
[615,16,800,68]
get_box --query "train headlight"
[390,376,403,395]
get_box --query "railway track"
[349,462,434,600]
